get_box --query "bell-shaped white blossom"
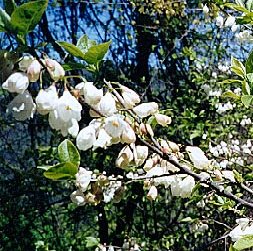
[75,167,92,192]
[35,85,58,115]
[154,113,171,126]
[97,92,117,116]
[56,90,82,123]
[202,5,209,14]
[170,175,195,198]
[216,15,224,28]
[45,58,65,81]
[116,145,134,168]
[104,115,126,139]
[27,60,42,82]
[186,146,211,170]
[121,122,136,144]
[76,125,96,151]
[147,186,158,201]
[70,190,86,206]
[7,91,36,121]
[49,110,79,137]
[133,102,158,118]
[93,128,112,150]
[120,85,140,109]
[82,82,103,105]
[229,218,253,242]
[19,55,34,72]
[225,16,236,27]
[134,145,149,166]
[2,72,29,94]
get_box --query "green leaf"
[76,34,97,54]
[241,95,253,107]
[229,244,238,251]
[246,50,253,74]
[225,3,250,13]
[246,0,253,11]
[247,73,253,83]
[57,41,86,59]
[231,56,246,78]
[0,8,12,32]
[233,235,253,250]
[85,237,100,248]
[43,161,78,180]
[3,0,16,15]
[242,81,251,95]
[222,90,240,100]
[83,40,111,64]
[62,62,85,71]
[58,139,80,167]
[10,0,48,34]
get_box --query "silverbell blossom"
[35,85,58,115]
[121,122,136,144]
[170,175,195,198]
[147,185,158,201]
[45,58,65,81]
[82,82,103,105]
[75,167,92,192]
[133,102,158,118]
[97,92,117,116]
[49,110,79,137]
[70,190,86,206]
[104,115,126,139]
[18,55,34,72]
[2,72,29,94]
[186,146,211,170]
[120,84,140,109]
[76,125,96,151]
[154,113,172,126]
[7,90,36,121]
[93,128,112,150]
[56,90,82,123]
[134,145,149,166]
[27,60,42,82]
[116,145,134,169]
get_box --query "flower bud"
[133,102,159,118]
[45,58,65,81]
[19,55,34,72]
[116,145,133,169]
[27,60,42,82]
[147,186,158,201]
[121,123,136,144]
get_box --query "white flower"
[76,125,96,151]
[120,85,140,109]
[170,175,195,198]
[7,90,36,121]
[216,15,224,28]
[104,115,126,139]
[19,55,34,72]
[75,167,92,192]
[229,218,253,242]
[82,82,103,105]
[56,90,82,123]
[121,122,136,144]
[49,110,79,137]
[35,85,58,115]
[154,113,171,126]
[203,5,209,14]
[116,145,134,168]
[2,72,29,94]
[133,102,158,118]
[93,128,112,150]
[147,186,158,201]
[134,145,149,166]
[45,58,65,81]
[97,92,117,116]
[186,146,211,170]
[236,31,253,42]
[225,16,236,27]
[70,190,86,206]
[27,60,42,82]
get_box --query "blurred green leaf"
[43,161,78,180]
[58,139,80,167]
[233,235,253,250]
[241,95,253,107]
[10,0,48,34]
